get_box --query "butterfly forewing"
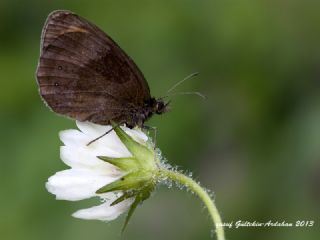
[36,10,151,125]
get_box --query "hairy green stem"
[158,168,225,240]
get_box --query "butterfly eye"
[156,101,165,114]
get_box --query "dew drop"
[166,180,173,188]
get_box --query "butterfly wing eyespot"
[36,10,152,126]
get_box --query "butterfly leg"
[86,125,118,146]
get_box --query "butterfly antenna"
[166,91,207,100]
[166,72,199,93]
[160,72,205,100]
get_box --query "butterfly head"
[154,98,170,115]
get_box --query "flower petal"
[59,129,90,147]
[46,169,118,201]
[124,127,148,144]
[76,121,112,137]
[68,121,133,158]
[72,198,134,221]
[60,146,121,176]
[94,135,131,158]
[75,121,148,149]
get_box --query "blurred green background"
[0,0,319,239]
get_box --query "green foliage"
[0,1,319,240]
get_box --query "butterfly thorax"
[127,98,168,128]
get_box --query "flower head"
[46,121,158,227]
[46,121,225,239]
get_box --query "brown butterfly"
[36,10,168,129]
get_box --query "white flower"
[46,121,156,222]
[45,121,225,239]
